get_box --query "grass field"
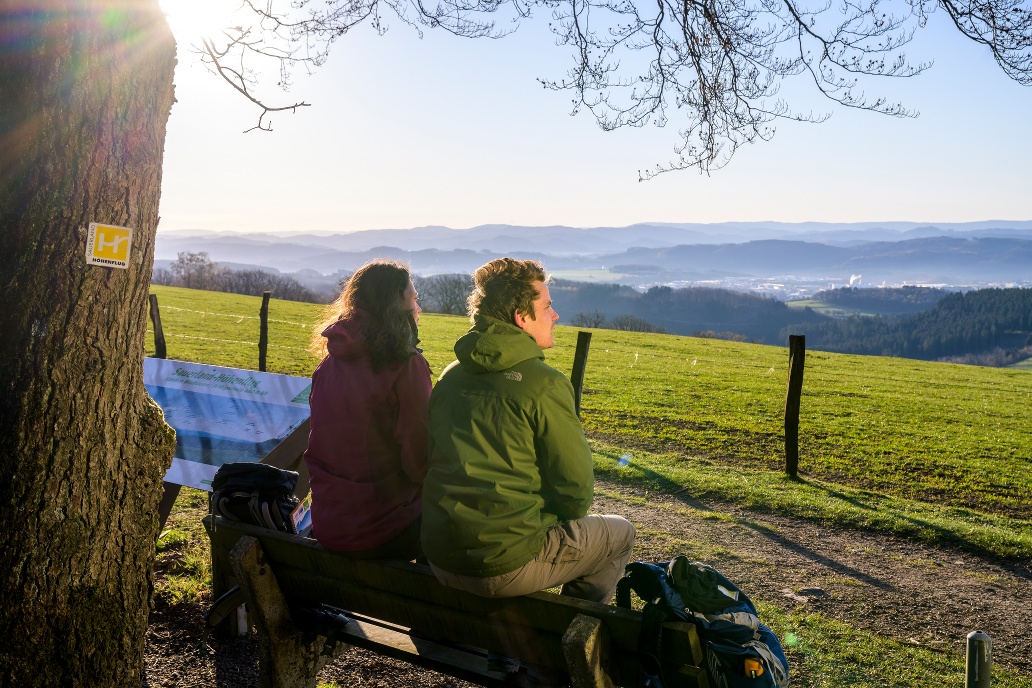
[147,285,1032,558]
[148,285,1032,688]
[784,298,924,318]
[785,299,879,317]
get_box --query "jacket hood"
[323,310,369,360]
[454,315,543,374]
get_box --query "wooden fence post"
[785,334,805,478]
[570,331,592,418]
[149,293,166,359]
[259,290,271,372]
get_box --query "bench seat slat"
[339,615,512,687]
[270,561,575,672]
[214,520,635,623]
[209,519,698,653]
[205,517,708,687]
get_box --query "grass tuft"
[153,487,212,607]
[760,605,1032,688]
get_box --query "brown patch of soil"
[144,477,1031,685]
[594,482,1032,676]
[144,598,476,688]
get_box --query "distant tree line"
[812,286,949,314]
[151,260,477,315]
[413,274,473,316]
[569,310,668,333]
[554,280,826,343]
[558,281,1032,366]
[152,259,1032,366]
[788,288,1032,361]
[152,252,321,303]
[938,346,1032,368]
[415,275,674,334]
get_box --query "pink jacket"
[303,312,432,552]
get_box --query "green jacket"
[421,315,594,577]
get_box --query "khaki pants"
[430,514,636,604]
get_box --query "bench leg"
[206,517,247,638]
[562,614,618,688]
[229,535,345,688]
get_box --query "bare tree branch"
[184,0,1032,170]
[200,36,311,132]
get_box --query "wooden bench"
[205,516,711,688]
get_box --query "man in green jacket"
[421,258,635,606]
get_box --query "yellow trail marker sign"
[86,222,133,269]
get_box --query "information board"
[144,358,311,491]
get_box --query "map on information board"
[144,358,311,491]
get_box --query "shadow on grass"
[595,448,892,588]
[809,478,1032,571]
[593,447,1032,569]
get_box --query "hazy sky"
[158,0,1032,234]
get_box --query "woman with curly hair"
[303,260,431,559]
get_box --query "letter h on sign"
[86,222,133,269]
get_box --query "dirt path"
[144,478,1032,686]
[593,483,1032,678]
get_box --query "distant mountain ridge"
[161,220,1032,254]
[604,237,1032,283]
[155,221,1032,291]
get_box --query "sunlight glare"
[160,0,246,42]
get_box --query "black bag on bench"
[206,463,351,640]
[210,462,301,533]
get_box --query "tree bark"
[0,2,177,686]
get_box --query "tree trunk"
[0,2,177,686]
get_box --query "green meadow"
[786,299,878,317]
[148,284,1032,554]
[149,285,1032,688]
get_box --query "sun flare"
[160,0,246,41]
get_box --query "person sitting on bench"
[304,260,431,560]
[421,257,636,604]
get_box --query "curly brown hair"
[467,258,547,325]
[310,260,418,371]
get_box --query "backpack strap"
[205,585,246,629]
[617,562,690,688]
[248,491,283,531]
[637,602,669,688]
[615,573,633,609]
